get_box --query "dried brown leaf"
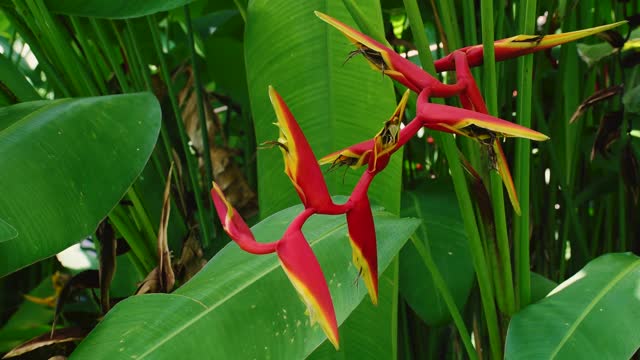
[177,65,258,218]
[157,164,175,293]
[570,85,623,124]
[175,232,206,283]
[591,111,623,160]
[2,327,88,359]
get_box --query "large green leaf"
[71,204,419,359]
[245,0,401,217]
[0,94,161,277]
[399,181,474,326]
[505,253,640,359]
[44,0,195,18]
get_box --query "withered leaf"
[178,65,258,219]
[591,111,623,160]
[175,232,206,283]
[2,327,89,359]
[570,85,623,124]
[157,164,175,293]
[596,29,626,48]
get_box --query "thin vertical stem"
[514,0,537,309]
[403,1,502,358]
[411,236,477,360]
[147,15,212,248]
[90,18,130,93]
[481,0,516,316]
[184,5,215,197]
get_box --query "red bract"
[268,86,345,215]
[434,21,627,71]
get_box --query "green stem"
[69,17,108,95]
[28,0,97,95]
[411,236,477,360]
[184,5,215,196]
[90,18,130,93]
[489,170,515,315]
[108,208,155,273]
[117,20,144,91]
[126,187,157,247]
[6,7,70,96]
[403,1,502,358]
[147,15,212,248]
[514,0,537,309]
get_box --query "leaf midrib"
[548,258,640,359]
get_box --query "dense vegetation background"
[0,0,638,359]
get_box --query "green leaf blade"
[0,93,161,277]
[506,253,640,360]
[71,204,419,359]
[44,0,197,19]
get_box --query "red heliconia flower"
[211,182,339,349]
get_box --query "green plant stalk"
[489,171,515,314]
[433,0,462,52]
[184,5,215,196]
[399,301,413,360]
[533,104,589,261]
[590,205,604,257]
[514,0,537,309]
[605,195,613,253]
[126,187,158,248]
[124,19,175,175]
[69,17,108,95]
[147,15,212,248]
[7,27,16,61]
[437,0,483,180]
[27,0,97,95]
[403,1,502,358]
[411,236,477,360]
[342,0,388,46]
[481,0,517,317]
[118,21,145,91]
[5,7,70,96]
[390,256,399,360]
[618,178,627,251]
[108,208,155,274]
[90,18,130,93]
